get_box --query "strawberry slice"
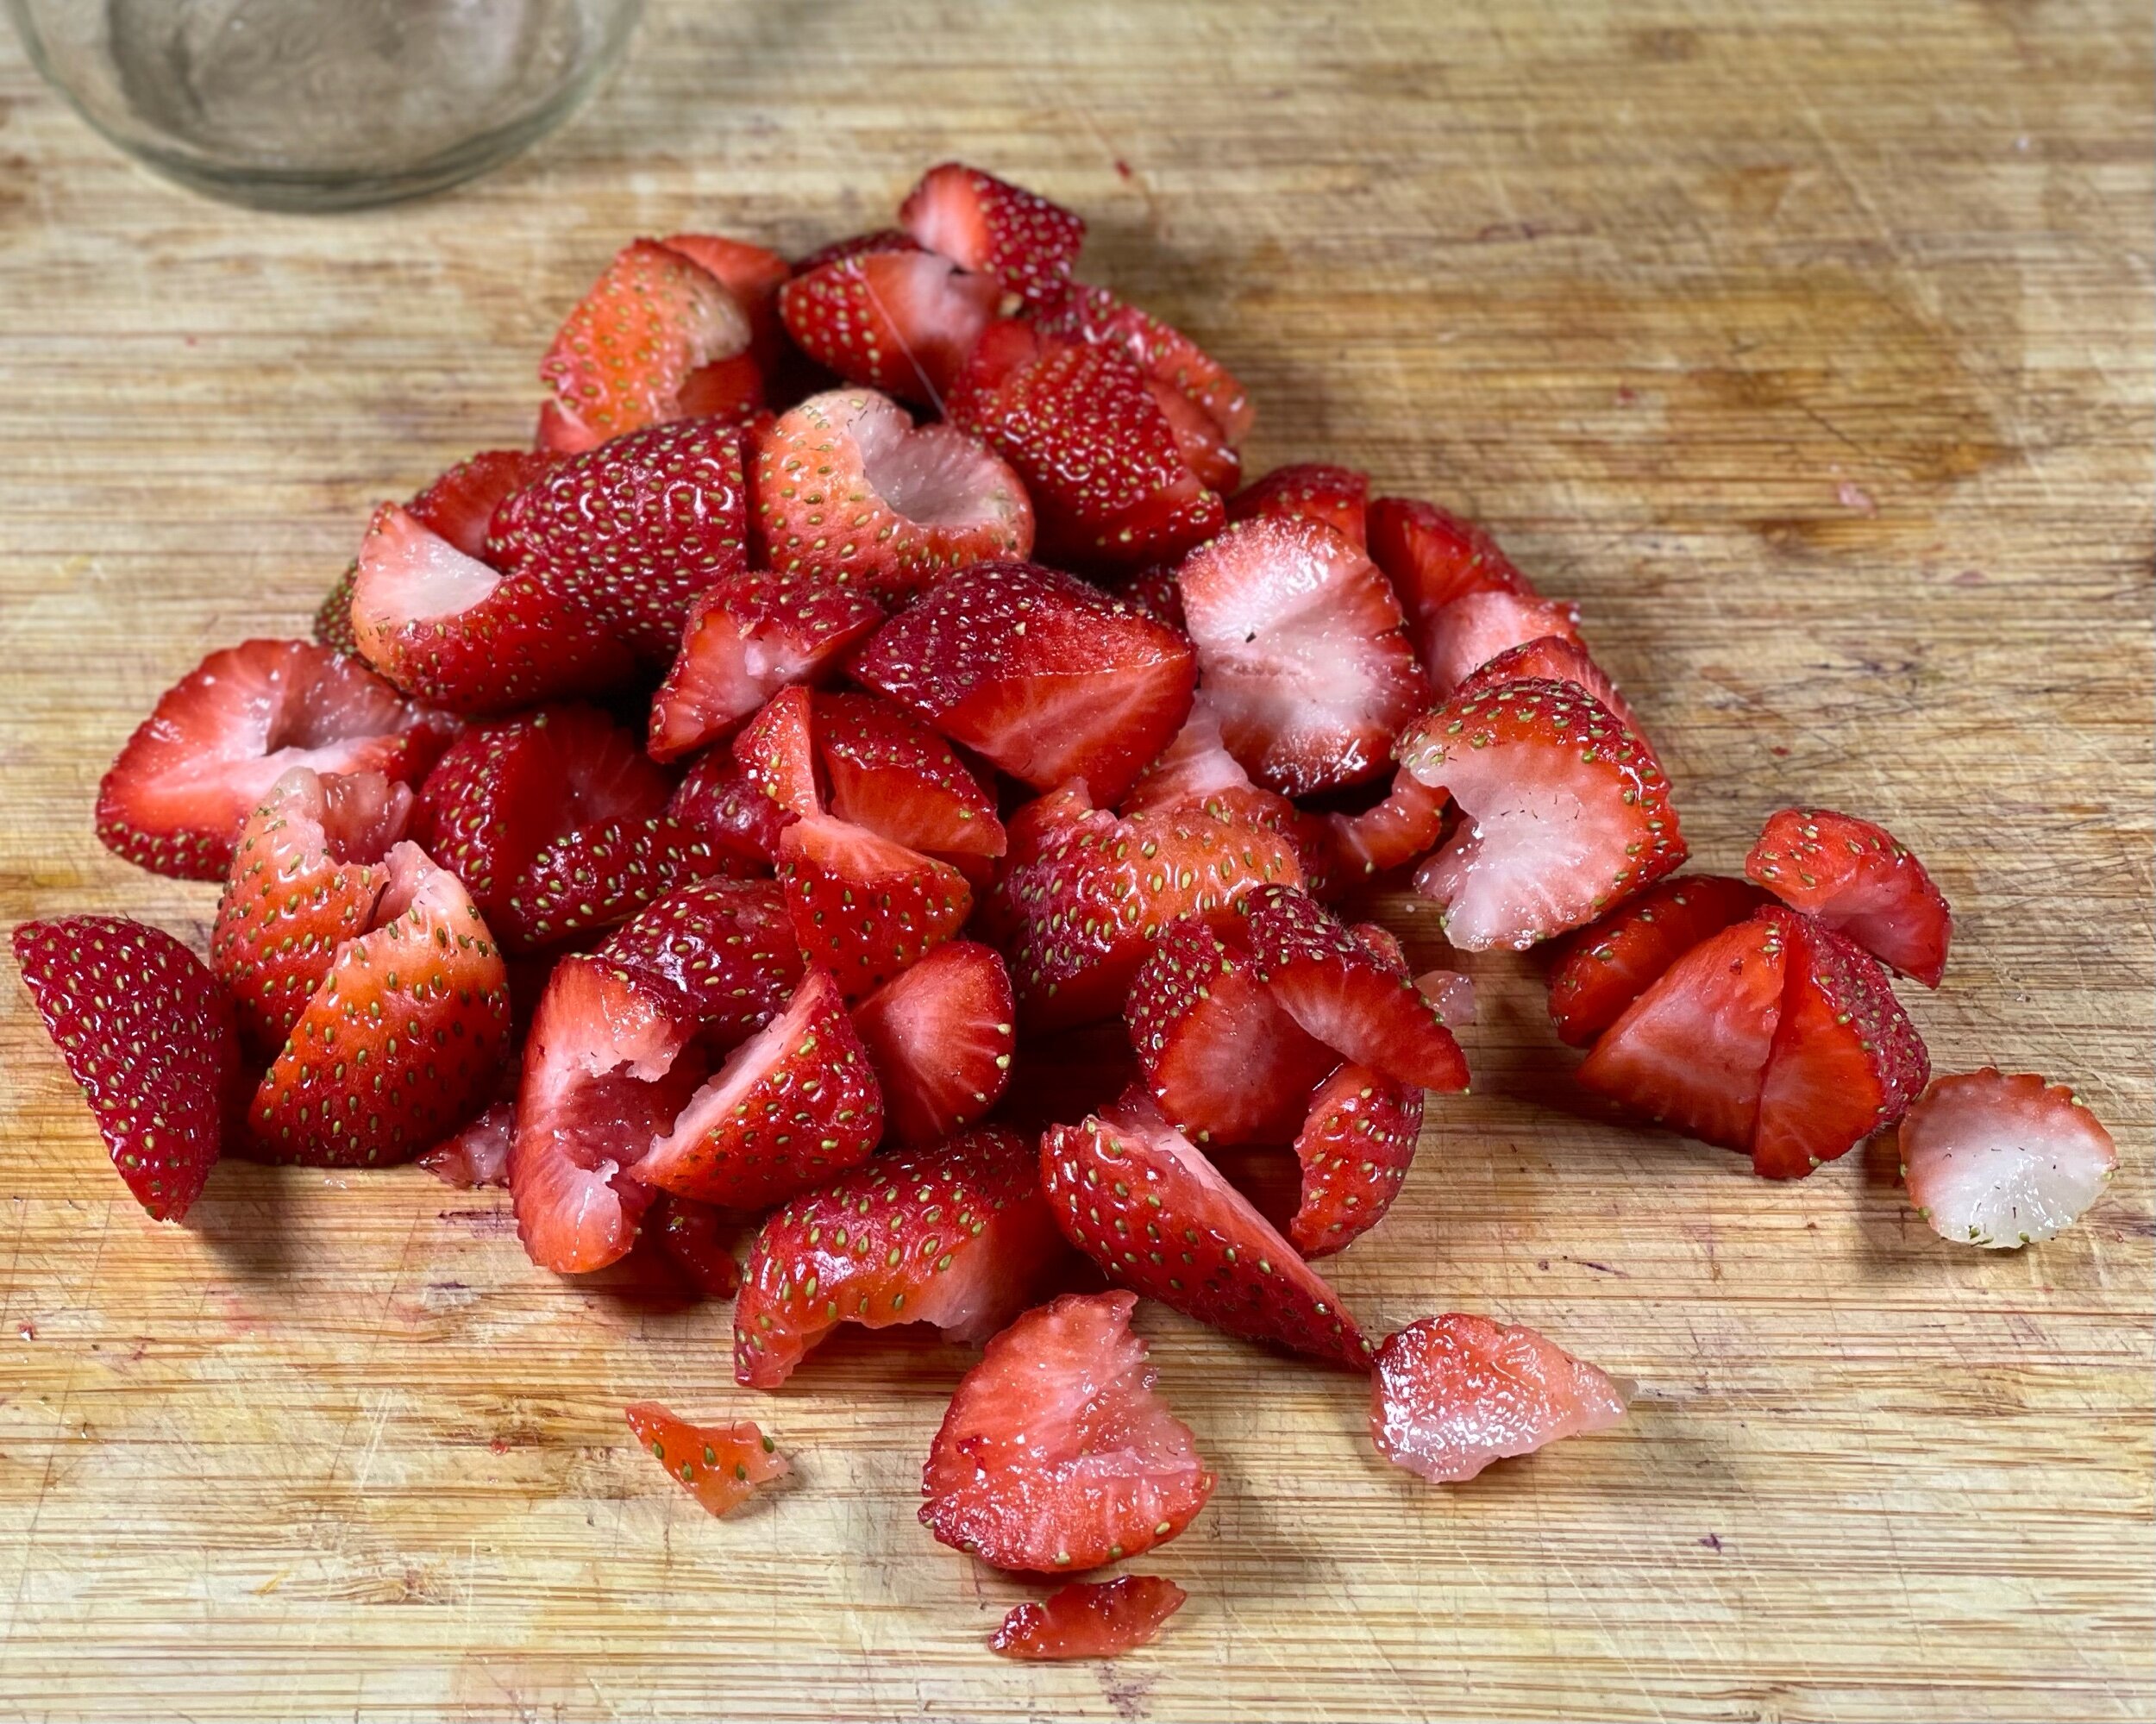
[417,1098,514,1189]
[659,233,793,379]
[733,686,824,818]
[1901,1069,2118,1248]
[733,1126,1062,1388]
[650,1193,743,1297]
[1040,1088,1368,1366]
[1366,496,1537,629]
[753,388,1034,605]
[646,568,884,762]
[776,247,1000,405]
[538,238,752,452]
[775,812,972,999]
[990,1576,1188,1662]
[1544,875,1770,1049]
[667,749,795,864]
[1397,679,1686,950]
[97,640,453,881]
[920,1289,1216,1571]
[406,448,559,557]
[12,916,241,1222]
[849,939,1015,1146]
[1419,589,1587,699]
[1226,462,1370,549]
[899,161,1086,307]
[1326,769,1448,883]
[1370,1313,1629,1483]
[1177,516,1428,795]
[598,876,805,1050]
[1454,634,1648,747]
[1290,1063,1426,1258]
[1744,806,1952,987]
[1032,282,1253,447]
[852,560,1196,805]
[625,1402,787,1517]
[814,691,1006,861]
[210,767,413,1056]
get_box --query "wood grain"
[1,2,2150,1719]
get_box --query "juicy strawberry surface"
[1032,282,1253,447]
[667,749,796,864]
[598,876,805,1050]
[1745,806,1952,987]
[1226,462,1370,549]
[1326,768,1448,883]
[499,809,743,952]
[814,691,1006,861]
[919,1289,1216,1571]
[417,1098,514,1189]
[777,247,1000,405]
[13,916,241,1223]
[1418,588,1588,699]
[313,564,361,656]
[899,161,1086,307]
[1290,1063,1426,1258]
[849,939,1015,1145]
[733,684,824,818]
[1366,496,1537,630]
[1544,875,1770,1050]
[406,448,559,558]
[660,232,793,376]
[650,1192,744,1297]
[1900,1069,2118,1249]
[775,812,972,998]
[625,1401,787,1517]
[1454,633,1648,748]
[990,1576,1188,1661]
[1116,564,1186,633]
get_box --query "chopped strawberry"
[646,568,884,762]
[733,1126,1063,1387]
[1454,634,1648,747]
[733,686,824,818]
[660,233,793,377]
[852,561,1196,804]
[753,388,1034,605]
[920,1289,1216,1570]
[650,1193,743,1296]
[1289,1064,1426,1258]
[406,448,559,558]
[815,691,1006,861]
[850,939,1015,1145]
[1544,875,1770,1049]
[1326,769,1448,882]
[1745,806,1952,987]
[12,916,241,1222]
[1418,590,1587,699]
[1040,1088,1368,1366]
[314,564,361,656]
[1370,1313,1628,1483]
[1226,462,1369,549]
[1033,282,1253,447]
[1116,564,1186,632]
[1146,378,1242,493]
[667,749,796,864]
[1397,679,1685,950]
[1901,1069,2118,1248]
[674,351,767,423]
[776,247,1000,405]
[1416,968,1477,1025]
[990,1576,1188,1661]
[775,812,972,999]
[898,161,1086,307]
[945,321,1225,570]
[1366,496,1537,630]
[625,1402,787,1517]
[417,1098,514,1189]
[498,810,743,952]
[1177,516,1427,795]
[789,228,924,273]
[598,876,805,1050]
[97,640,453,881]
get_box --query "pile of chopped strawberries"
[14,163,2120,1662]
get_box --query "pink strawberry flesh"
[1900,1069,2119,1248]
[990,1576,1189,1661]
[849,938,1016,1146]
[899,160,1086,307]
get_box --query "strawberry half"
[406,448,559,557]
[13,916,241,1222]
[597,876,805,1051]
[990,1576,1188,1662]
[1397,678,1685,950]
[815,691,1006,862]
[1455,634,1648,749]
[733,1126,1063,1388]
[775,812,972,999]
[776,245,1000,405]
[667,749,796,865]
[1039,1088,1368,1366]
[1290,1063,1426,1258]
[1032,282,1253,448]
[849,939,1015,1146]
[1900,1069,2118,1248]
[919,1289,1216,1571]
[1370,1313,1629,1483]
[1745,806,1952,987]
[1326,768,1447,883]
[1177,516,1427,795]
[97,639,453,881]
[852,560,1196,805]
[625,1402,787,1517]
[1544,875,1770,1049]
[1226,462,1369,549]
[899,161,1086,308]
[753,388,1034,605]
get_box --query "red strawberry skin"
[849,939,1015,1146]
[625,1401,787,1517]
[777,248,1000,404]
[1227,462,1370,549]
[1366,496,1537,626]
[899,161,1086,307]
[776,812,973,999]
[660,231,793,377]
[991,1576,1188,1661]
[407,448,559,558]
[598,876,804,1050]
[1290,1063,1426,1258]
[1455,634,1649,749]
[498,812,746,953]
[1033,282,1253,447]
[1745,806,1952,987]
[667,749,796,865]
[1326,769,1447,883]
[815,692,1006,861]
[1545,875,1770,1049]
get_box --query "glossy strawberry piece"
[649,1192,744,1296]
[659,233,793,379]
[598,876,805,1050]
[990,1576,1188,1661]
[405,448,560,558]
[1544,875,1770,1049]
[1366,496,1538,628]
[777,247,1000,404]
[776,812,973,999]
[849,939,1015,1146]
[667,749,795,865]
[1901,1069,2118,1248]
[1290,1064,1426,1258]
[1455,634,1649,749]
[899,161,1086,307]
[1226,462,1369,549]
[417,1098,514,1189]
[1032,282,1252,448]
[500,812,743,954]
[733,685,823,818]
[314,563,361,656]
[1420,589,1588,699]
[1745,806,1952,987]
[814,691,1006,862]
[1326,769,1448,883]
[625,1402,787,1517]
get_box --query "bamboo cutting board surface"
[1,3,2151,1719]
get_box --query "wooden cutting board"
[2,3,2149,1718]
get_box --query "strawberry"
[1744,806,1952,987]
[919,1289,1216,1571]
[775,812,972,999]
[1326,769,1448,882]
[1039,1088,1368,1366]
[776,246,1000,405]
[1397,679,1686,950]
[733,686,824,818]
[1146,378,1242,493]
[537,238,752,452]
[990,1576,1188,1662]
[789,229,924,273]
[1900,1069,2118,1248]
[598,876,804,1050]
[314,563,360,656]
[849,939,1015,1145]
[486,417,751,661]
[1366,496,1537,630]
[733,1126,1063,1388]
[650,1192,743,1297]
[815,691,1006,861]
[645,568,884,762]
[659,232,793,378]
[667,749,795,864]
[1369,1313,1629,1483]
[1289,1063,1426,1258]
[12,916,241,1222]
[945,321,1225,570]
[1032,282,1253,447]
[405,448,559,557]
[898,161,1086,307]
[1226,462,1369,549]
[97,640,453,881]
[1116,564,1186,633]
[1416,967,1477,1026]
[852,561,1196,805]
[674,351,768,423]
[245,847,512,1167]
[210,767,414,1056]
[1455,634,1648,748]
[499,810,744,953]
[752,388,1034,604]
[1176,516,1427,795]
[417,1098,514,1189]
[1544,875,1770,1049]
[625,1402,787,1517]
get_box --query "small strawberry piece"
[850,939,1014,1146]
[598,876,804,1050]
[625,1401,787,1517]
[646,569,884,762]
[660,233,793,377]
[1366,496,1537,631]
[1040,1089,1367,1366]
[97,640,453,881]
[815,691,1006,861]
[920,1289,1216,1571]
[777,248,1000,405]
[1454,634,1648,746]
[315,564,361,656]
[899,161,1086,308]
[789,228,924,273]
[1901,1069,2118,1248]
[1398,679,1686,950]
[674,352,766,424]
[1744,806,1952,987]
[1227,462,1369,549]
[1416,968,1476,1025]
[1116,565,1185,632]
[651,1193,743,1296]
[500,812,743,952]
[538,239,752,451]
[1290,1064,1426,1258]
[853,561,1196,804]
[1147,379,1242,494]
[1033,282,1253,447]
[13,917,240,1222]
[1370,1313,1629,1483]
[667,749,794,864]
[776,812,972,999]
[1545,875,1770,1050]
[991,1576,1188,1662]
[1327,769,1448,882]
[734,685,824,819]
[417,1098,514,1188]
[754,388,1034,604]
[406,449,558,558]
[733,1126,1062,1387]
[1419,589,1588,699]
